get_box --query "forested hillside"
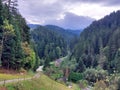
[30,25,80,52]
[73,11,120,73]
[45,25,81,42]
[45,25,81,51]
[31,26,68,67]
[0,0,37,70]
[1,0,120,89]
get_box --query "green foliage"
[1,19,16,69]
[75,57,86,73]
[56,46,62,58]
[73,11,120,73]
[0,0,37,70]
[22,42,36,70]
[2,19,15,35]
[45,65,63,80]
[93,80,109,90]
[45,25,80,46]
[68,71,83,83]
[114,49,120,72]
[31,26,68,67]
[83,68,108,83]
[61,55,77,70]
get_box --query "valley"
[0,0,120,90]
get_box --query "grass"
[0,68,35,81]
[72,84,81,90]
[6,73,74,90]
[0,70,35,81]
[0,74,28,81]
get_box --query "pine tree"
[1,19,15,69]
[76,57,85,72]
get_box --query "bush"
[83,68,108,83]
[93,80,108,90]
[78,80,88,89]
[19,68,27,74]
[68,71,83,83]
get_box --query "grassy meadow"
[6,73,75,90]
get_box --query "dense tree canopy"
[0,0,37,70]
[31,26,68,67]
[73,11,120,73]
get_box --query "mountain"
[45,25,81,41]
[29,24,81,44]
[28,24,39,29]
[30,24,82,66]
[73,10,120,73]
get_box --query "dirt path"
[0,72,41,85]
[82,86,92,90]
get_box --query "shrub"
[83,68,108,83]
[19,68,27,74]
[93,80,109,90]
[78,80,88,89]
[68,71,83,83]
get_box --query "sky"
[18,0,120,29]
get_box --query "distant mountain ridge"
[28,24,81,43]
[45,25,81,37]
[28,24,39,29]
[28,24,82,31]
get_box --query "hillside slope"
[31,26,68,67]
[73,10,120,73]
[6,73,73,90]
[45,25,81,41]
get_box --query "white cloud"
[18,0,120,29]
[69,3,120,19]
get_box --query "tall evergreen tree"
[115,49,120,72]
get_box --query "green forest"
[73,11,120,73]
[0,0,120,90]
[31,25,68,67]
[0,0,37,70]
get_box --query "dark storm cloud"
[45,12,95,29]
